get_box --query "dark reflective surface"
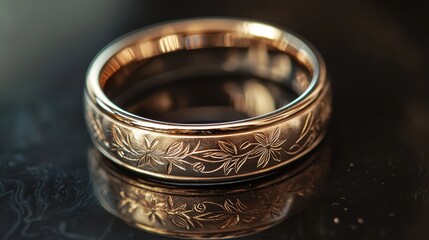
[1,0,428,239]
[89,143,329,239]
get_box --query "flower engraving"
[137,137,164,167]
[118,191,262,231]
[251,128,286,168]
[258,193,286,219]
[193,203,207,213]
[87,102,327,176]
[106,126,290,174]
[142,197,168,224]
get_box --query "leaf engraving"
[115,174,313,231]
[88,103,329,176]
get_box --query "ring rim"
[85,17,327,134]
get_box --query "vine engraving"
[86,100,329,175]
[118,190,289,231]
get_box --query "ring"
[84,18,331,183]
[89,144,329,239]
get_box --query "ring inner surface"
[102,42,311,124]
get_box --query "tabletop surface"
[1,1,428,239]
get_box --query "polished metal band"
[84,18,331,183]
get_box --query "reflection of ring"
[84,18,331,183]
[89,143,330,239]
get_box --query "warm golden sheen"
[84,18,331,183]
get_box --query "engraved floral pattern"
[137,137,164,167]
[258,193,287,219]
[142,197,168,223]
[118,191,270,231]
[86,111,108,146]
[90,145,326,236]
[86,99,330,176]
[251,127,286,168]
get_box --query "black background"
[0,0,428,239]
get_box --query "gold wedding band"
[84,18,332,183]
[89,144,329,239]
